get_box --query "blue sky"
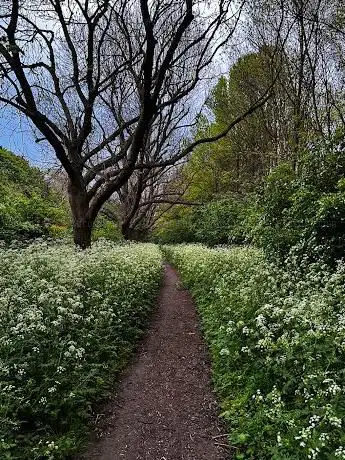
[0,110,55,167]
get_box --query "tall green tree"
[183,49,293,201]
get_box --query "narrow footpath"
[78,264,231,460]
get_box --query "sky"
[0,109,55,167]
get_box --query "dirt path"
[78,264,231,460]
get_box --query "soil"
[77,264,232,460]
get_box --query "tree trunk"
[121,222,147,241]
[121,221,132,240]
[68,181,93,249]
[73,222,92,249]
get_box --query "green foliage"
[0,147,43,185]
[255,133,345,262]
[192,199,243,245]
[156,49,294,248]
[0,241,162,458]
[0,148,70,242]
[165,245,345,459]
[158,131,345,264]
[154,205,196,244]
[178,48,286,206]
[156,196,259,246]
[182,120,234,201]
[253,162,298,257]
[92,215,122,242]
[155,198,253,246]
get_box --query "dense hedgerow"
[165,245,345,459]
[253,134,345,263]
[0,241,162,459]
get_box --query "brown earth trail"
[78,264,231,460]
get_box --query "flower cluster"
[0,240,162,459]
[165,244,345,459]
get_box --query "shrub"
[92,217,122,242]
[0,148,70,243]
[255,133,345,262]
[155,196,256,246]
[192,199,246,246]
[153,206,198,244]
[253,162,298,258]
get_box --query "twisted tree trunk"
[68,181,93,249]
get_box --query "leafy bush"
[165,245,345,459]
[253,162,298,257]
[191,199,247,246]
[255,133,345,262]
[153,206,197,244]
[92,216,122,242]
[155,197,256,246]
[0,241,162,458]
[0,148,70,242]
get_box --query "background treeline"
[154,42,345,264]
[155,129,345,265]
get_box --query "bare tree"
[246,0,345,162]
[100,101,200,240]
[0,0,270,247]
[115,163,201,240]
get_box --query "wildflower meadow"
[165,244,345,459]
[0,241,162,459]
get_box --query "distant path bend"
[78,264,231,460]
